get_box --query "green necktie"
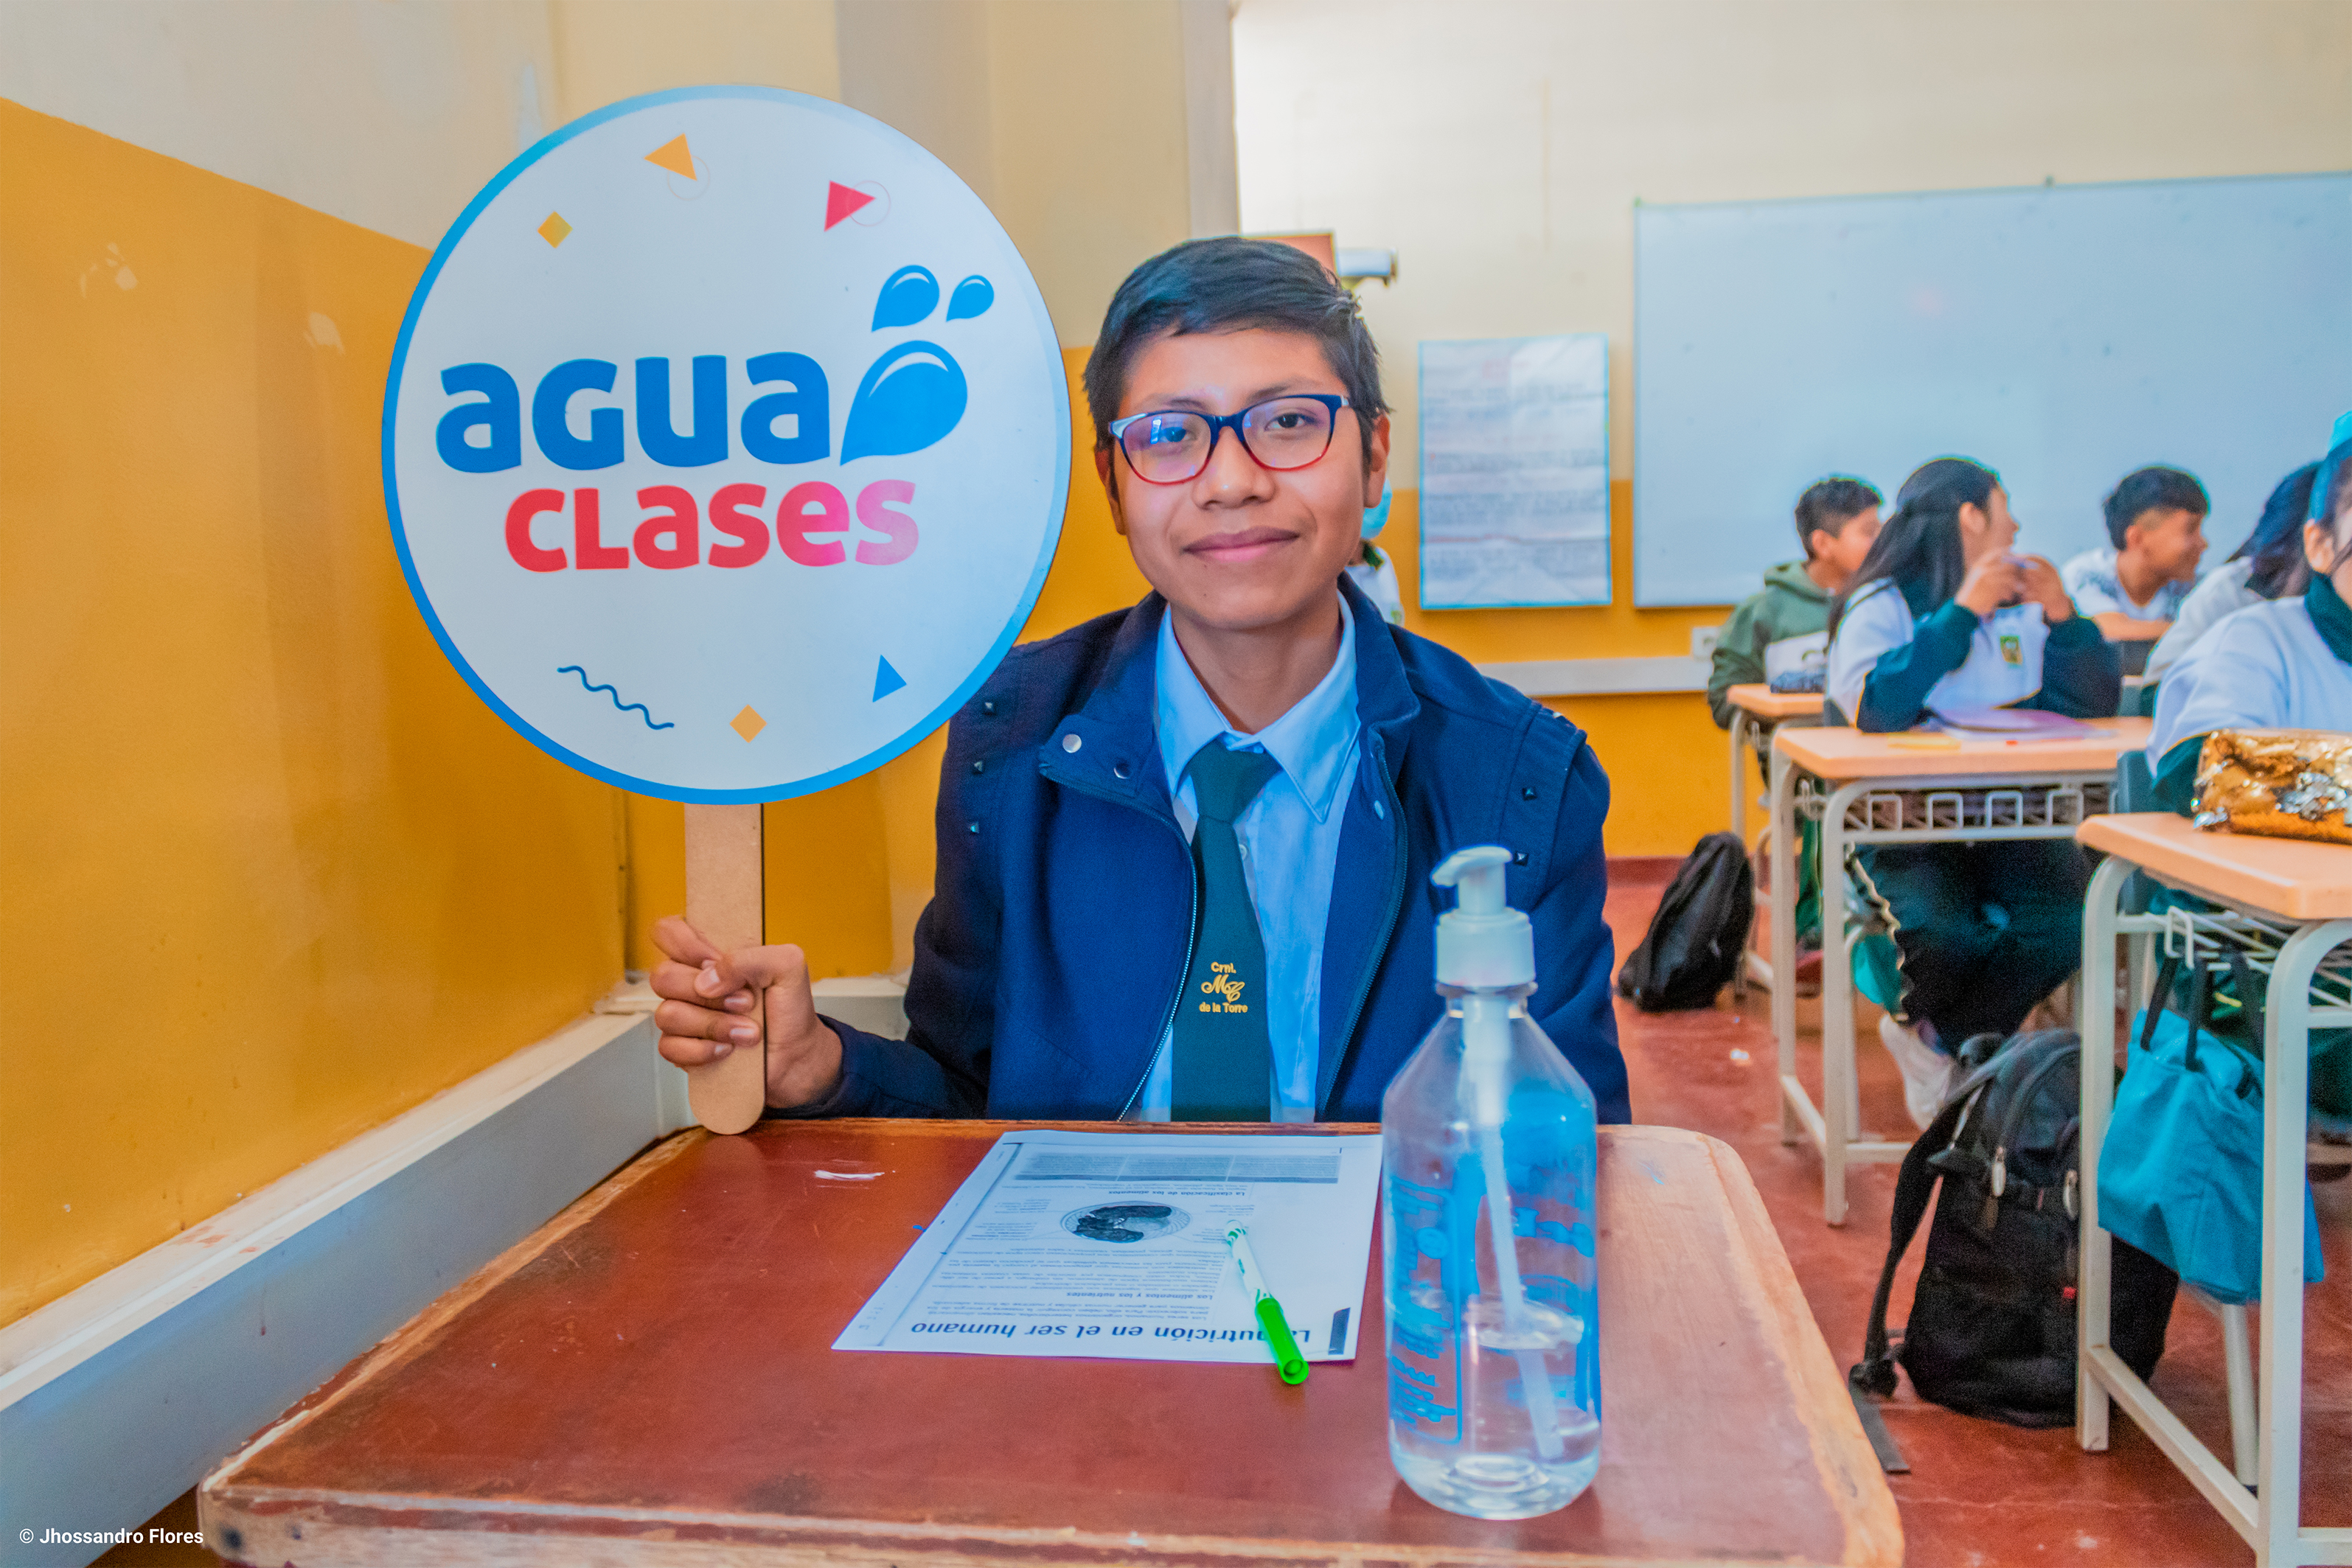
[1172,741,1281,1121]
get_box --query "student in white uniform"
[1825,457,2121,1124]
[2144,462,2317,684]
[2149,441,2352,812]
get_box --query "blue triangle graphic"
[871,655,907,701]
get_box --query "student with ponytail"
[1824,457,2121,1126]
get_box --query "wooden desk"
[2074,814,2352,1567]
[1725,683,1824,846]
[201,1121,1901,1568]
[1767,717,2150,1223]
[1726,686,1828,997]
[2078,811,2352,920]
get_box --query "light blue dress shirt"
[1130,595,1362,1122]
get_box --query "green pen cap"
[1254,1295,1309,1384]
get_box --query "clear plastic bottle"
[1382,846,1601,1520]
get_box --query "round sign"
[385,87,1068,801]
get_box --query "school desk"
[199,1119,1902,1568]
[1767,717,2151,1224]
[2075,812,2352,1568]
[1725,683,1826,995]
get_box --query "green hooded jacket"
[1708,560,1832,728]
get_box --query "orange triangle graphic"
[825,181,876,229]
[645,134,696,180]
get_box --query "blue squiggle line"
[556,665,675,731]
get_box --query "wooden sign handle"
[683,803,766,1133]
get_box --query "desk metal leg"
[2076,854,2132,1454]
[1730,710,1750,844]
[2255,920,2348,1567]
[1770,746,1802,1147]
[1819,782,1859,1224]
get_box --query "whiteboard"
[1632,173,2352,607]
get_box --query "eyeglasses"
[1108,394,1351,486]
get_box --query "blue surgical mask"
[1362,484,1394,539]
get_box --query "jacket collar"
[1040,575,1424,805]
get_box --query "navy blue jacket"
[784,577,1630,1125]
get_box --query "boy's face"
[1096,327,1389,636]
[1807,506,1881,584]
[2123,506,2207,583]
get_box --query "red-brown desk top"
[201,1121,1900,1568]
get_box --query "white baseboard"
[0,995,678,1568]
[1476,655,1710,697]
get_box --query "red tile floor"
[1603,858,2351,1568]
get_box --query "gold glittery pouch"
[2193,728,2352,844]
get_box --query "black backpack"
[1851,1028,2179,1427]
[1615,832,1753,1012]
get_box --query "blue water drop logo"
[842,342,966,461]
[841,265,991,461]
[871,265,939,330]
[945,275,995,321]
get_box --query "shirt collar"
[1154,593,1361,823]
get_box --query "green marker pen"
[1224,1224,1309,1384]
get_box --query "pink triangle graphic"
[825,181,877,230]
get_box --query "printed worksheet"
[833,1130,1382,1365]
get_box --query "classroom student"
[2148,437,2352,812]
[1825,458,2122,1125]
[1705,475,1884,727]
[644,237,1631,1125]
[2059,464,2210,655]
[2142,462,2317,685]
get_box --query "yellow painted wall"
[0,102,626,1325]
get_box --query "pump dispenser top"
[1432,846,1534,990]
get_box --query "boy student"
[2060,465,2210,646]
[647,239,1630,1125]
[1705,477,1883,728]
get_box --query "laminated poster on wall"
[1417,334,1610,610]
[383,86,1069,802]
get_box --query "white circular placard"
[386,87,1068,801]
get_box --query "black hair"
[2238,463,2318,599]
[2101,465,2210,549]
[2298,444,2352,583]
[1828,457,2000,637]
[1082,237,1387,470]
[1794,477,1883,555]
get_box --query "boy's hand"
[1955,554,2023,618]
[2014,554,2074,622]
[649,916,843,1109]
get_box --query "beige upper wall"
[1234,0,2352,487]
[838,0,1239,344]
[0,0,1232,344]
[0,0,560,249]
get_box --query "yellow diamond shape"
[537,212,571,248]
[731,705,766,742]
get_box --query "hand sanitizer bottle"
[1382,846,1601,1519]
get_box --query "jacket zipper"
[1048,765,1196,1118]
[1320,733,1409,1115]
[1986,1042,2079,1200]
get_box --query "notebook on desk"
[1927,703,2099,740]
